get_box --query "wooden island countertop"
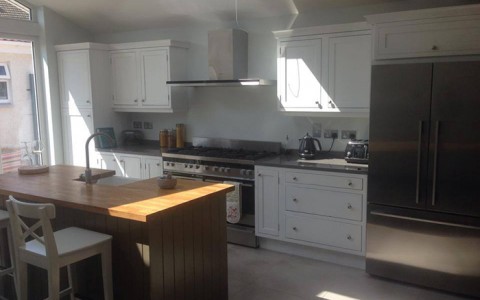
[0,164,233,299]
[0,164,234,222]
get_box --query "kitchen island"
[0,165,234,300]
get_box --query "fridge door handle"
[416,121,423,204]
[370,211,480,230]
[432,121,440,206]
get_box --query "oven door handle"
[204,178,254,188]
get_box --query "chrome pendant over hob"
[163,137,281,248]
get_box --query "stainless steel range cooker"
[163,137,281,247]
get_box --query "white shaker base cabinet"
[255,166,367,256]
[97,152,163,180]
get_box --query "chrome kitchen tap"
[84,132,114,184]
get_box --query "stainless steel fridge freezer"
[366,62,480,298]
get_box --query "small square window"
[0,80,11,104]
[0,63,10,79]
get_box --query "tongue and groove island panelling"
[0,165,233,300]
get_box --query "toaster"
[344,140,369,164]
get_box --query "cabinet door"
[368,64,432,209]
[143,157,163,179]
[255,168,279,237]
[278,39,322,110]
[111,51,139,107]
[98,152,121,174]
[62,108,94,167]
[118,154,142,179]
[139,49,170,108]
[429,62,480,217]
[58,51,92,109]
[327,35,371,109]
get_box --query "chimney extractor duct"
[167,29,275,87]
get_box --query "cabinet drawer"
[285,171,363,190]
[376,19,480,59]
[285,215,362,251]
[286,185,363,221]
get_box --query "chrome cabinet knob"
[257,173,262,177]
[347,235,352,240]
[347,181,353,186]
[293,198,298,202]
[432,45,438,50]
[293,227,297,231]
[347,203,352,209]
[156,163,160,166]
[86,100,91,103]
[293,177,298,181]
[142,99,145,102]
[134,99,138,103]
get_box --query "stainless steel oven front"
[166,171,258,248]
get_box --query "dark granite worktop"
[256,151,368,175]
[96,140,164,157]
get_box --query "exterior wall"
[0,41,34,147]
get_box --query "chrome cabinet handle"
[432,121,440,206]
[292,227,297,231]
[156,163,160,166]
[134,99,138,103]
[87,114,91,117]
[347,235,352,240]
[432,45,438,50]
[142,99,145,102]
[416,121,423,204]
[120,160,124,163]
[293,177,298,181]
[257,173,262,177]
[347,181,352,187]
[86,100,91,103]
[293,198,298,202]
[347,203,352,209]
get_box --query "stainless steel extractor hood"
[167,29,275,87]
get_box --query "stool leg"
[6,224,16,297]
[101,243,113,300]
[67,265,75,300]
[47,265,60,300]
[16,261,27,300]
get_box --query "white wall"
[93,0,475,151]
[37,6,93,164]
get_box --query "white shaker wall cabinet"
[274,22,371,117]
[255,166,367,256]
[110,40,189,113]
[366,4,480,60]
[56,43,121,167]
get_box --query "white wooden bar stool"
[6,196,113,300]
[0,209,15,300]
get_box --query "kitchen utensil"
[121,130,143,146]
[298,132,321,159]
[344,140,369,164]
[159,130,168,148]
[176,124,185,148]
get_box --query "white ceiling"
[24,0,478,33]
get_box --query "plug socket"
[324,129,339,139]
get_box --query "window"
[0,62,11,104]
[0,0,31,21]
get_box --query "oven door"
[166,171,259,247]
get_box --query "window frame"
[0,79,12,104]
[0,62,11,78]
[0,0,32,21]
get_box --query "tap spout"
[84,132,115,184]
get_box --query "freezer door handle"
[432,121,440,206]
[370,210,480,230]
[415,121,423,204]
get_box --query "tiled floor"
[227,244,471,300]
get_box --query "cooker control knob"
[204,166,210,171]
[246,170,253,176]
[171,163,175,167]
[224,168,230,173]
[189,164,194,169]
[184,164,188,168]
[213,166,219,172]
[195,165,200,169]
[166,162,170,166]
[219,167,225,172]
[240,169,246,175]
